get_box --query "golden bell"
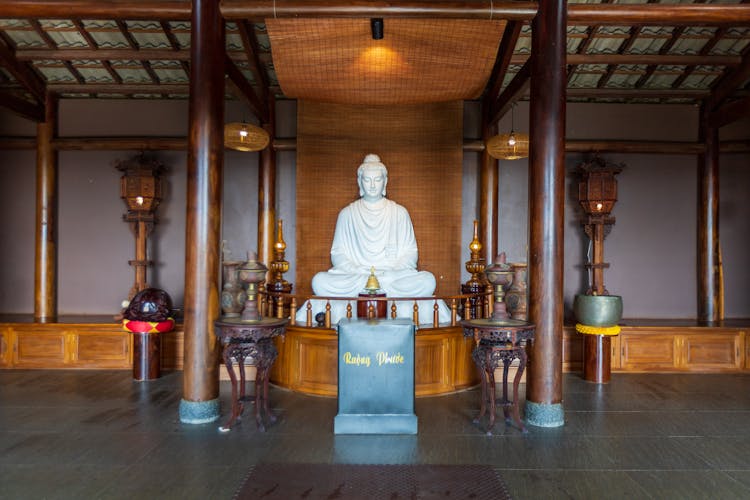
[364,267,381,293]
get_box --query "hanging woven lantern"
[486,132,529,160]
[224,122,270,152]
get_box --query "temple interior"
[1,1,749,498]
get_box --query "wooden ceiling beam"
[16,49,742,68]
[509,54,743,66]
[706,47,750,111]
[2,136,750,155]
[15,49,193,61]
[671,27,728,89]
[0,1,192,20]
[0,91,45,122]
[160,21,191,79]
[482,20,523,112]
[47,83,188,94]
[225,56,268,122]
[707,95,750,128]
[566,0,614,85]
[0,39,46,103]
[488,58,531,126]
[634,25,687,89]
[567,4,750,26]
[221,1,537,20]
[236,20,269,107]
[567,88,713,99]
[597,21,643,89]
[0,1,749,25]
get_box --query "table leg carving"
[471,343,529,435]
[260,341,278,425]
[512,347,528,433]
[472,347,488,425]
[461,320,535,435]
[254,355,264,432]
[486,348,497,435]
[214,318,288,433]
[501,357,511,424]
[220,346,241,433]
[238,360,247,402]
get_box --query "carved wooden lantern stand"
[574,156,624,384]
[116,154,165,303]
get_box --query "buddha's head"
[357,154,388,202]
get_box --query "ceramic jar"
[220,261,247,317]
[505,263,528,320]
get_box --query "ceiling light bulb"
[507,133,517,146]
[239,129,248,138]
[135,196,144,206]
[596,202,603,211]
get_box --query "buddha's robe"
[296,197,451,325]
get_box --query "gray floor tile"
[500,469,652,500]
[1,370,749,500]
[626,470,750,500]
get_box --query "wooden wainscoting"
[563,323,748,373]
[2,319,747,383]
[0,319,184,370]
[269,324,478,397]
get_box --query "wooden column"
[479,120,498,264]
[526,0,566,427]
[258,96,276,269]
[180,0,224,424]
[34,92,58,323]
[697,104,721,323]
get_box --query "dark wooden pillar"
[525,0,566,427]
[697,104,721,323]
[258,96,276,269]
[34,92,58,323]
[479,120,498,264]
[179,0,224,424]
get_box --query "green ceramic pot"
[573,294,623,327]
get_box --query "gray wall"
[1,99,748,319]
[495,102,750,320]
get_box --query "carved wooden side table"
[214,317,287,432]
[461,318,535,434]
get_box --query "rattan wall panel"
[267,18,505,105]
[296,101,463,298]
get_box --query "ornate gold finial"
[274,219,286,253]
[465,220,487,286]
[268,219,292,293]
[364,266,381,293]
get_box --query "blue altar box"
[334,318,417,434]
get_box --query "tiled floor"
[1,369,749,499]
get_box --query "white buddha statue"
[296,154,451,325]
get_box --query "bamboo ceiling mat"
[267,18,505,105]
[234,463,512,499]
[296,100,463,298]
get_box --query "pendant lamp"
[486,105,529,160]
[224,122,270,152]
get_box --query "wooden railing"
[258,289,494,329]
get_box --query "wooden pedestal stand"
[577,158,623,384]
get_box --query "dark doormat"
[234,463,511,499]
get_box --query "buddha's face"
[358,166,387,203]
